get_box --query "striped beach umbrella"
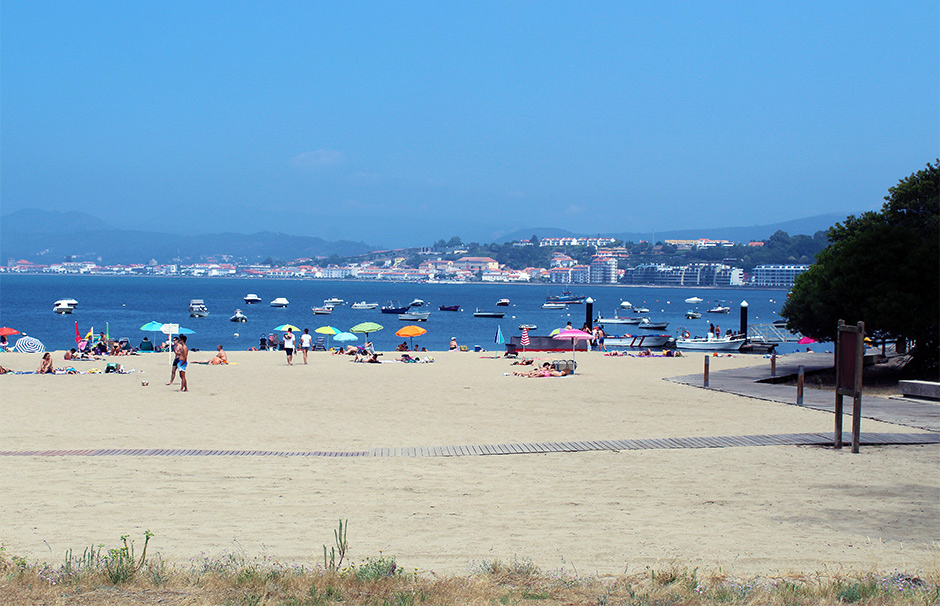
[520,327,530,352]
[13,335,45,353]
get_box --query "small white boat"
[519,324,537,330]
[676,335,745,351]
[595,313,641,325]
[686,311,703,319]
[351,301,378,310]
[409,298,426,307]
[606,334,672,348]
[474,309,505,318]
[684,297,704,304]
[54,298,79,309]
[496,298,510,307]
[542,302,566,310]
[189,299,210,317]
[638,318,669,330]
[399,311,430,321]
[311,306,333,315]
[270,297,289,308]
[633,306,650,314]
[620,301,633,309]
[53,303,74,314]
[244,293,262,304]
[324,297,344,306]
[230,309,248,322]
[706,305,731,314]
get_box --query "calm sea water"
[0,275,796,353]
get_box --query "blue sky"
[2,2,937,247]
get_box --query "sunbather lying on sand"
[193,345,228,365]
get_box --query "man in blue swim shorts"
[177,335,189,392]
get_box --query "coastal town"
[4,235,810,287]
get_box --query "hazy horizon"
[2,3,937,247]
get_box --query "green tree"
[781,161,939,369]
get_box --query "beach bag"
[105,362,117,374]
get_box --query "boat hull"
[399,312,429,321]
[438,305,460,312]
[606,334,672,348]
[676,337,745,351]
[351,302,378,310]
[474,311,505,318]
[595,316,641,325]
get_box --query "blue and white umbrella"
[334,332,358,343]
[14,335,45,353]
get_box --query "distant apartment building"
[751,264,809,287]
[589,256,618,284]
[538,236,617,248]
[550,267,572,284]
[623,262,744,286]
[549,253,576,268]
[453,256,499,272]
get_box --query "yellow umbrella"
[315,325,340,348]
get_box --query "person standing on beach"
[299,328,312,364]
[283,327,295,365]
[166,337,180,385]
[177,335,189,392]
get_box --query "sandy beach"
[1,348,937,576]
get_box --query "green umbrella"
[350,321,383,340]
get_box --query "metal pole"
[704,355,710,387]
[797,364,804,405]
[585,297,594,329]
[771,354,776,378]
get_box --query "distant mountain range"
[496,213,847,245]
[2,209,851,265]
[1,210,374,264]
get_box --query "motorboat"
[633,306,650,314]
[595,313,641,325]
[381,301,410,314]
[324,297,345,306]
[311,306,333,315]
[438,304,461,312]
[408,298,426,307]
[270,297,289,308]
[519,324,537,330]
[675,334,745,351]
[351,301,378,310]
[474,308,505,318]
[605,334,672,348]
[620,301,633,309]
[189,299,210,317]
[53,302,74,314]
[546,290,587,304]
[244,293,262,304]
[706,305,731,314]
[54,298,79,309]
[542,302,566,310]
[685,310,703,319]
[230,309,248,322]
[496,298,511,307]
[684,297,704,304]
[399,311,430,321]
[638,318,669,330]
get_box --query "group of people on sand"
[512,361,571,378]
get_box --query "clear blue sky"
[2,1,937,247]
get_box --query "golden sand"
[1,349,937,575]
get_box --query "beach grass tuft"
[2,537,939,605]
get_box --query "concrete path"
[668,352,940,432]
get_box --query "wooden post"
[797,364,804,405]
[771,354,777,378]
[703,355,710,387]
[851,321,865,454]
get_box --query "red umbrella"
[0,327,20,337]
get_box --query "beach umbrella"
[549,328,561,336]
[178,327,196,335]
[798,336,818,345]
[139,321,165,348]
[274,324,300,332]
[0,327,20,337]
[395,325,427,349]
[521,327,530,353]
[315,326,340,348]
[14,335,45,353]
[350,321,383,340]
[552,329,593,359]
[494,325,505,345]
[334,332,358,343]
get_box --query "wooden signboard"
[834,320,865,453]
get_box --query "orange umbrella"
[395,325,427,348]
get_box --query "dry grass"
[2,544,938,606]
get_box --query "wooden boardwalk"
[668,352,940,432]
[2,432,937,458]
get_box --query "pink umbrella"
[797,336,817,344]
[552,329,594,358]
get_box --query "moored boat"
[381,301,409,314]
[270,297,289,308]
[230,309,248,322]
[595,313,641,325]
[351,301,378,310]
[54,298,79,309]
[707,305,731,314]
[619,300,632,309]
[474,308,505,318]
[189,299,210,317]
[438,304,460,312]
[638,318,669,330]
[675,334,745,351]
[686,310,703,319]
[606,334,672,348]
[408,298,425,307]
[519,323,537,330]
[496,298,510,307]
[53,303,74,314]
[324,297,345,306]
[399,311,430,321]
[546,290,587,304]
[542,302,566,310]
[311,306,333,315]
[244,293,262,304]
